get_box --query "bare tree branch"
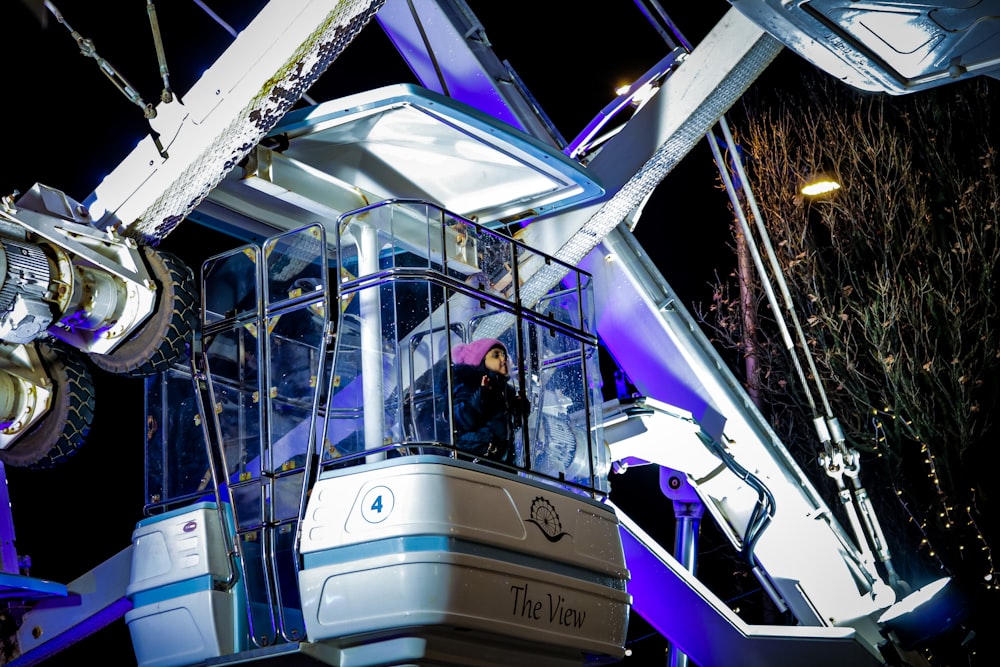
[702,75,1000,591]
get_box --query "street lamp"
[801,172,841,196]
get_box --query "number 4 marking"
[361,485,394,523]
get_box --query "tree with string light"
[702,73,1000,664]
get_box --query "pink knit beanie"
[451,338,506,366]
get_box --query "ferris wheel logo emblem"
[527,496,570,542]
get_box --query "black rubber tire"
[0,343,96,469]
[90,246,198,377]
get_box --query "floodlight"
[877,577,967,650]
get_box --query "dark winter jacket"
[409,359,527,464]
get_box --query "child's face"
[483,347,508,376]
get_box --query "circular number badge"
[360,485,395,523]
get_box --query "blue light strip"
[128,574,217,608]
[302,535,626,590]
